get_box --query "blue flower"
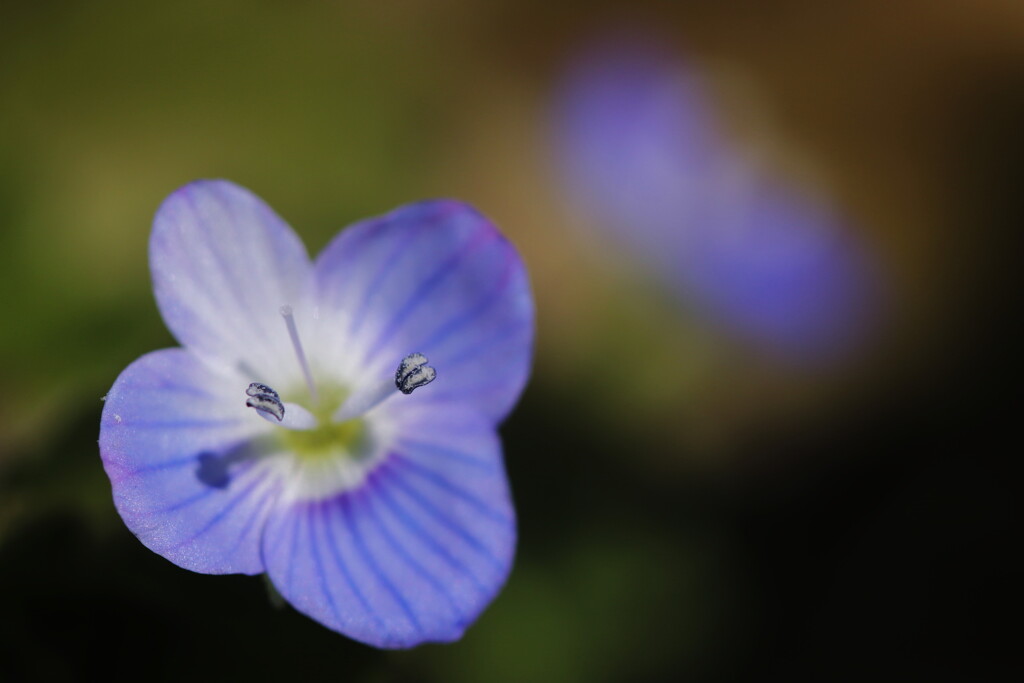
[555,37,879,361]
[99,180,534,647]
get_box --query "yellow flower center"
[280,383,371,462]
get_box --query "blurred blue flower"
[555,38,878,361]
[99,180,533,647]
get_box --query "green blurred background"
[0,1,1017,681]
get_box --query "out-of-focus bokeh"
[1,1,1016,680]
[555,33,882,365]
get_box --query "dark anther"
[395,353,437,395]
[246,382,285,421]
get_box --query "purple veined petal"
[150,179,314,386]
[312,200,534,423]
[100,348,286,575]
[261,408,514,648]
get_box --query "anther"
[395,353,437,394]
[332,352,438,422]
[246,382,285,421]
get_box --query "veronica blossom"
[99,180,533,647]
[555,38,878,360]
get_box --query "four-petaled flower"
[99,180,534,647]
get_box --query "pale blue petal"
[150,179,314,386]
[100,348,284,575]
[312,200,533,423]
[261,409,514,648]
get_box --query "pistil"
[280,304,318,402]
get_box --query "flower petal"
[100,348,285,575]
[261,408,514,648]
[150,179,314,387]
[312,200,533,423]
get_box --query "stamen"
[395,352,437,394]
[246,382,284,421]
[245,382,316,429]
[332,353,437,422]
[280,304,318,402]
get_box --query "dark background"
[0,1,1017,681]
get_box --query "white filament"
[333,353,436,422]
[254,401,317,430]
[332,375,399,423]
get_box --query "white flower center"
[238,303,437,502]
